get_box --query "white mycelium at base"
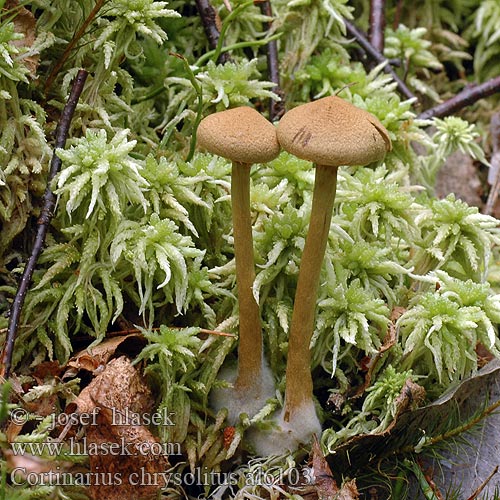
[210,360,276,424]
[247,399,322,456]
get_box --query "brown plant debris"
[63,333,146,377]
[5,449,74,483]
[298,436,359,499]
[466,465,499,500]
[5,0,38,76]
[353,306,402,398]
[69,356,170,500]
[328,360,500,476]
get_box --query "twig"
[198,328,236,338]
[44,0,104,96]
[418,75,500,120]
[393,0,404,30]
[107,327,236,338]
[344,19,417,102]
[369,0,386,53]
[258,1,285,121]
[466,465,499,500]
[195,0,230,64]
[0,70,88,379]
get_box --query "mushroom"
[197,107,280,422]
[250,96,391,455]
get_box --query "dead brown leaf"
[476,342,495,368]
[328,360,500,476]
[337,480,360,500]
[310,435,339,498]
[69,356,169,500]
[353,307,403,398]
[24,393,58,418]
[63,333,145,378]
[302,436,359,500]
[5,449,73,479]
[6,420,25,443]
[5,0,38,76]
[70,355,153,416]
[394,378,426,415]
[32,360,63,381]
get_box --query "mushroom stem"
[284,164,338,421]
[231,161,263,389]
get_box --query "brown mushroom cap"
[277,96,392,167]
[197,107,280,164]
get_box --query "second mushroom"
[249,95,392,455]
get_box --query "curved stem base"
[210,360,276,424]
[247,399,321,456]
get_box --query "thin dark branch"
[418,76,500,120]
[393,0,403,30]
[369,0,386,53]
[466,466,498,500]
[195,0,229,64]
[344,19,417,102]
[258,1,284,120]
[0,70,88,379]
[44,0,104,96]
